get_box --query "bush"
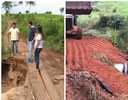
[98,15,127,30]
[106,28,119,45]
[116,28,128,54]
[105,27,128,54]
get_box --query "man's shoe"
[27,59,33,64]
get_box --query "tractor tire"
[76,28,82,39]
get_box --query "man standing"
[8,22,20,55]
[28,21,36,63]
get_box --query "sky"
[1,0,128,15]
[1,0,65,15]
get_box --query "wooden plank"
[28,64,51,100]
[40,68,61,100]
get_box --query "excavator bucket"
[66,1,93,15]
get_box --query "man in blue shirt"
[28,21,36,63]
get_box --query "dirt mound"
[66,36,128,98]
[66,69,128,100]
[2,86,32,100]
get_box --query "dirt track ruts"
[66,36,128,95]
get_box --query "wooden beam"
[28,64,51,100]
[40,68,61,100]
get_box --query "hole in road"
[2,57,28,93]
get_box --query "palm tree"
[60,7,64,15]
[18,1,23,5]
[26,1,36,13]
[2,1,13,14]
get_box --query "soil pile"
[66,69,128,100]
[66,36,128,99]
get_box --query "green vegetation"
[106,28,119,45]
[9,14,64,52]
[2,15,7,53]
[98,15,127,30]
[117,28,128,54]
[92,52,113,66]
[78,1,128,54]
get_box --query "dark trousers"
[35,48,42,69]
[11,40,18,53]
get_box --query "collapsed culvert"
[2,57,28,93]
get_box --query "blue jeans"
[11,40,18,53]
[28,41,34,61]
[35,48,42,69]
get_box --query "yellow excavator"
[66,1,93,39]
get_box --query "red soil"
[66,36,128,95]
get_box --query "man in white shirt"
[7,22,20,55]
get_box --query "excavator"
[66,1,93,39]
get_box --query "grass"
[8,14,64,52]
[78,1,128,28]
[91,1,128,17]
[2,15,7,54]
[78,1,128,54]
[92,52,113,66]
[106,28,119,45]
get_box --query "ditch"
[2,57,28,93]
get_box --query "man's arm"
[34,28,36,35]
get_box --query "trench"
[2,57,28,93]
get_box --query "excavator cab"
[66,14,82,39]
[66,1,93,39]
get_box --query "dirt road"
[2,21,64,100]
[66,36,128,99]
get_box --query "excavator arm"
[66,1,93,15]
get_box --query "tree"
[26,10,29,14]
[18,1,23,5]
[2,1,13,14]
[60,7,64,15]
[2,1,24,14]
[45,11,52,14]
[26,1,36,13]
